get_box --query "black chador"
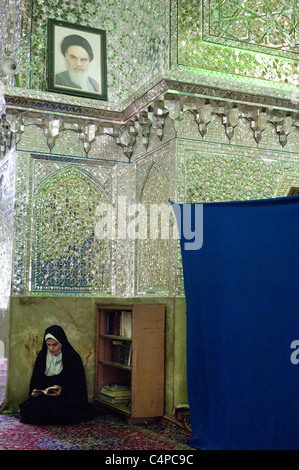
[19,325,95,425]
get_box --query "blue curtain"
[174,196,299,450]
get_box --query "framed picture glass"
[47,19,107,101]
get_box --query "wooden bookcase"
[95,303,165,423]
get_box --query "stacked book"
[99,383,131,404]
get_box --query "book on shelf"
[99,384,131,404]
[99,393,130,403]
[105,310,132,338]
[106,311,120,335]
[120,310,132,338]
[104,383,130,391]
[111,339,132,366]
[99,393,131,405]
[101,384,131,397]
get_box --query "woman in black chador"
[19,325,95,425]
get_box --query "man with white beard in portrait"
[55,34,99,93]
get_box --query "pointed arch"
[36,164,111,201]
[137,162,171,295]
[139,161,169,203]
[32,165,111,293]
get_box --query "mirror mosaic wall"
[7,109,299,299]
[0,0,298,411]
[0,0,298,299]
[2,0,298,108]
[10,118,180,298]
[3,0,169,109]
[175,0,299,95]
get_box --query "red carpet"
[0,412,192,450]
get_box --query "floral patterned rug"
[0,411,193,451]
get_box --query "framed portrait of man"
[47,19,107,101]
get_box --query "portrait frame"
[47,19,107,101]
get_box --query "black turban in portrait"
[61,34,94,61]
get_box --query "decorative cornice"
[5,94,124,122]
[1,79,299,160]
[165,80,299,113]
[4,79,299,123]
[4,80,170,123]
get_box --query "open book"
[32,385,60,396]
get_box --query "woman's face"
[46,338,61,355]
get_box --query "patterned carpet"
[0,411,193,451]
